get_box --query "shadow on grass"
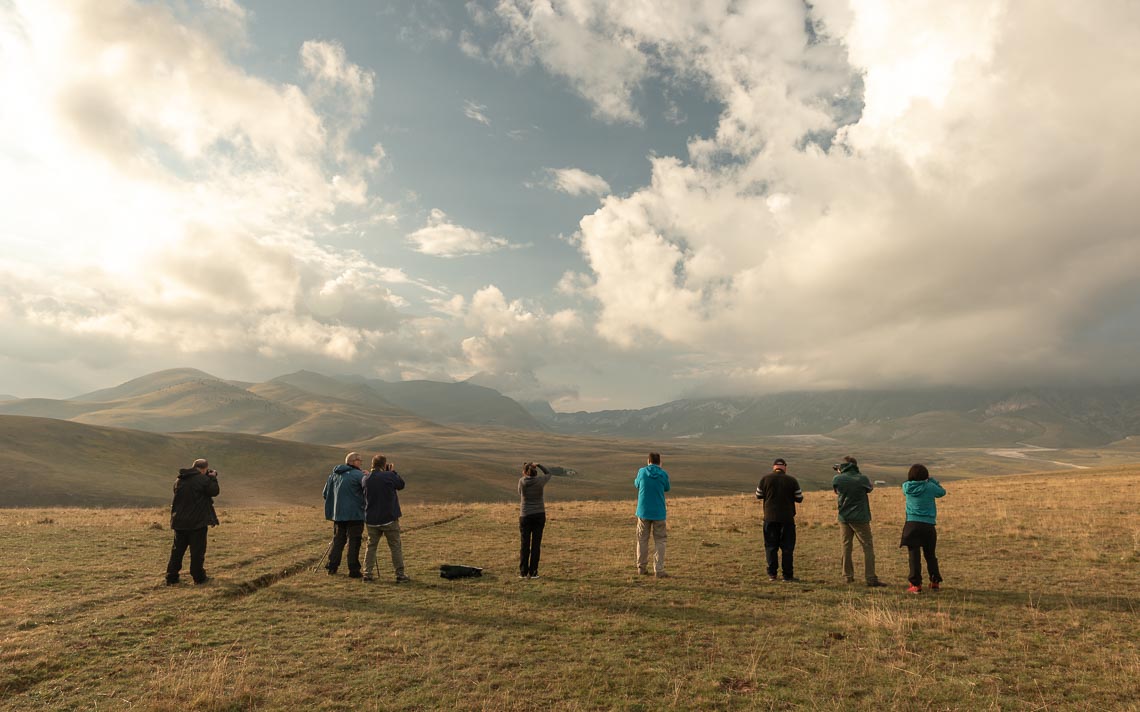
[275,572,782,629]
[950,587,1138,614]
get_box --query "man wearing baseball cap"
[755,458,803,582]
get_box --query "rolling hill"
[353,376,546,431]
[72,377,305,434]
[71,367,221,402]
[0,414,805,507]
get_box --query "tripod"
[312,539,334,573]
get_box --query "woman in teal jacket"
[900,464,945,593]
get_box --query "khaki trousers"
[636,518,667,574]
[840,521,878,583]
[365,521,405,577]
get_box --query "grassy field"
[1,467,1138,711]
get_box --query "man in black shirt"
[755,458,803,582]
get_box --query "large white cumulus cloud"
[0,0,441,390]
[488,0,1140,391]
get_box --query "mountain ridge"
[3,369,1140,448]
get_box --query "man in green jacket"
[832,456,884,587]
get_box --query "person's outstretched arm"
[929,479,946,498]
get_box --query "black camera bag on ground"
[439,564,483,579]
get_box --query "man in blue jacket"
[635,452,671,578]
[323,452,366,578]
[362,454,409,583]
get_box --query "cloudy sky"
[1,0,1138,410]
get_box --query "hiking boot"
[638,568,650,576]
[654,571,670,579]
[325,568,337,576]
[395,574,411,583]
[782,577,800,583]
[193,576,210,585]
[907,584,922,594]
[768,575,778,582]
[362,574,374,582]
[866,580,887,588]
[165,576,180,585]
[348,571,363,579]
[845,578,855,584]
[930,582,941,591]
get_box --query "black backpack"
[439,564,483,579]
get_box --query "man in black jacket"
[165,458,220,585]
[362,454,408,583]
[755,457,803,582]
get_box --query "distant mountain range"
[0,368,544,447]
[534,387,1140,448]
[2,368,1140,448]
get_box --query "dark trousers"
[519,513,546,576]
[328,520,364,574]
[904,524,941,587]
[763,521,796,579]
[166,527,208,583]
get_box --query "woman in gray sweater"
[518,462,552,579]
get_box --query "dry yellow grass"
[1,466,1138,710]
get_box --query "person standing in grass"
[165,458,220,586]
[832,456,885,587]
[900,463,946,593]
[635,452,671,578]
[517,462,552,579]
[362,454,409,583]
[322,452,366,578]
[756,457,803,582]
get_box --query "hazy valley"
[4,368,1140,508]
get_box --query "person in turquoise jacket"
[899,463,946,593]
[635,452,671,578]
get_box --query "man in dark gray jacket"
[165,458,220,585]
[362,454,408,583]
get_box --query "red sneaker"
[930,582,940,591]
[906,584,922,594]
